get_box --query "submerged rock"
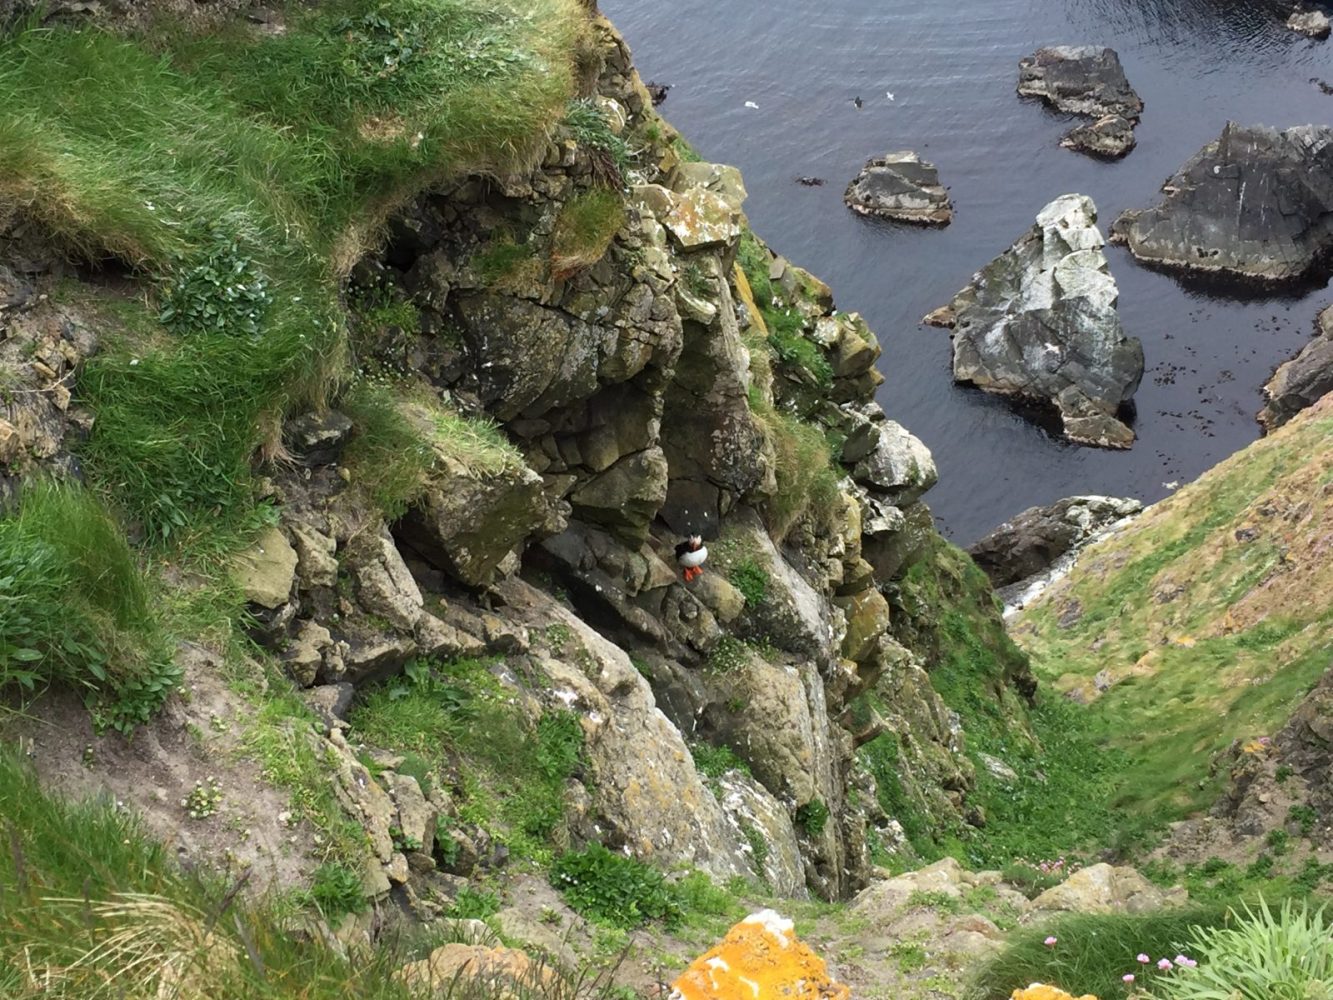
[1259,304,1333,431]
[1288,8,1332,39]
[843,151,952,226]
[925,194,1144,449]
[1111,121,1333,285]
[1061,113,1136,159]
[969,495,1143,588]
[1018,46,1142,157]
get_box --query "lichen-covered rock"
[230,526,298,609]
[844,152,952,226]
[927,194,1144,449]
[968,495,1143,587]
[568,446,668,542]
[1011,987,1098,1000]
[1288,8,1331,39]
[1259,304,1333,431]
[717,772,807,897]
[851,420,938,505]
[1061,114,1136,159]
[1111,122,1333,285]
[670,911,849,1000]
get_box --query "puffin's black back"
[674,539,692,560]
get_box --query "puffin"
[675,534,708,582]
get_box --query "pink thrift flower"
[1123,974,1135,983]
[1044,936,1058,947]
[1137,954,1150,963]
[1158,958,1174,971]
[1180,957,1198,968]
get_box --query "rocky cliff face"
[1,10,1034,908]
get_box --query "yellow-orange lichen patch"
[1010,985,1098,1000]
[671,910,849,1000]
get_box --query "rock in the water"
[1018,46,1142,119]
[1019,46,1142,157]
[844,152,952,226]
[1061,114,1136,159]
[969,495,1143,587]
[1259,304,1333,431]
[671,911,849,1000]
[925,194,1144,449]
[1289,8,1332,38]
[1111,121,1333,285]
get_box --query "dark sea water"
[602,0,1333,542]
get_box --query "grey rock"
[844,152,952,226]
[969,495,1143,587]
[1061,114,1136,159]
[285,409,353,465]
[1018,45,1143,120]
[851,420,938,506]
[1289,9,1331,38]
[1259,304,1333,430]
[926,194,1144,449]
[230,526,298,609]
[1111,122,1333,285]
[302,682,355,729]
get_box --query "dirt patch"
[2,645,315,892]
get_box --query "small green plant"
[890,940,927,974]
[1152,900,1333,1000]
[1266,828,1289,855]
[395,751,435,798]
[308,861,369,921]
[544,623,572,652]
[389,826,422,853]
[907,889,963,914]
[561,99,629,182]
[473,235,538,286]
[689,741,751,780]
[1246,852,1275,879]
[551,188,624,277]
[1001,861,1068,899]
[795,799,829,837]
[740,821,770,883]
[707,635,748,673]
[1289,803,1318,838]
[728,558,769,607]
[447,885,500,919]
[159,232,272,338]
[1275,763,1294,783]
[550,844,682,929]
[751,403,841,541]
[181,776,223,820]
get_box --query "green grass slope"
[1012,393,1333,825]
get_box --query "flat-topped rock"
[844,151,952,226]
[1061,114,1136,159]
[1019,46,1142,157]
[1111,122,1333,285]
[925,194,1144,449]
[1018,46,1143,119]
[1288,9,1332,39]
[1259,303,1333,431]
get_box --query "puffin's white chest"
[678,545,708,568]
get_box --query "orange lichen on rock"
[670,909,850,1000]
[1010,985,1099,1000]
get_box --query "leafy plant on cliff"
[561,98,630,182]
[550,844,683,929]
[752,402,841,541]
[727,557,770,607]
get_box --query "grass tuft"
[551,187,624,278]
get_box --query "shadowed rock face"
[1259,304,1333,431]
[1112,121,1333,285]
[843,152,952,226]
[925,194,1144,449]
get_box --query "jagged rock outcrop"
[1289,8,1332,38]
[1018,46,1142,158]
[1111,122,1333,285]
[1259,303,1333,431]
[926,194,1144,448]
[968,495,1143,588]
[843,152,952,226]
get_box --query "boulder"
[671,911,850,1000]
[1018,45,1142,119]
[396,944,557,998]
[1111,122,1333,285]
[284,409,353,465]
[851,420,938,506]
[968,495,1143,587]
[230,526,298,609]
[1061,114,1136,159]
[1259,304,1333,431]
[926,194,1144,449]
[1026,863,1185,918]
[843,152,952,226]
[1288,9,1331,38]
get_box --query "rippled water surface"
[603,0,1333,541]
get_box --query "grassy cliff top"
[1012,393,1333,823]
